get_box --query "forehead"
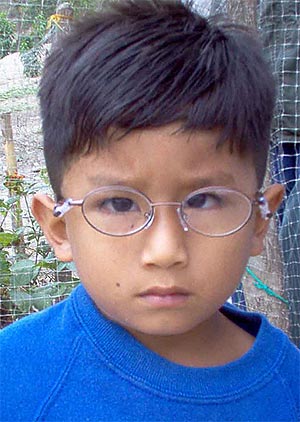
[62,124,257,197]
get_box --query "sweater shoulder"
[275,333,300,415]
[0,293,82,421]
[0,293,78,353]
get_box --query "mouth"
[137,286,191,307]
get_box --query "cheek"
[66,221,136,299]
[66,212,124,267]
[190,228,254,295]
[72,239,122,282]
[71,240,131,320]
[225,236,253,279]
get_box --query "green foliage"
[20,13,48,52]
[18,0,56,33]
[32,13,48,40]
[0,12,16,59]
[19,36,34,53]
[0,86,38,101]
[0,0,104,62]
[0,173,79,328]
[21,47,45,77]
[72,0,100,15]
[20,12,48,77]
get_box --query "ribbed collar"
[70,284,287,402]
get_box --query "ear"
[250,184,284,256]
[31,194,73,262]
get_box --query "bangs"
[39,0,275,197]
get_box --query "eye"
[186,192,222,209]
[97,197,140,213]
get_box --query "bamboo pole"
[1,113,24,248]
[1,113,17,174]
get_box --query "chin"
[126,320,199,338]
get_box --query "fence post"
[1,113,17,175]
[1,112,24,249]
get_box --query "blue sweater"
[1,284,299,422]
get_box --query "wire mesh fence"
[0,0,299,346]
[259,0,300,346]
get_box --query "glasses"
[53,185,272,237]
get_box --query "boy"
[1,1,299,420]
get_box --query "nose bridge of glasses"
[149,201,189,232]
[151,201,182,207]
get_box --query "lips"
[138,286,190,307]
[139,286,190,297]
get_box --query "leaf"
[56,261,70,272]
[6,196,20,205]
[10,259,39,287]
[0,251,11,285]
[36,260,57,270]
[26,182,48,194]
[0,232,19,247]
[61,261,77,272]
[30,295,53,311]
[15,227,26,236]
[30,283,60,310]
[0,199,9,209]
[59,281,79,295]
[9,289,32,313]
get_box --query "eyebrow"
[88,175,140,187]
[88,172,236,189]
[187,173,236,188]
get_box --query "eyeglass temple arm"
[255,193,273,220]
[53,199,83,217]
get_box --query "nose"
[141,207,188,269]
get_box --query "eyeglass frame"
[53,185,273,237]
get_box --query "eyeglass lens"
[81,187,252,236]
[82,188,151,236]
[182,189,252,236]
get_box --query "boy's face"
[33,124,282,341]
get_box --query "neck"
[126,311,254,367]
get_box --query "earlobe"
[31,194,73,262]
[250,184,284,257]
